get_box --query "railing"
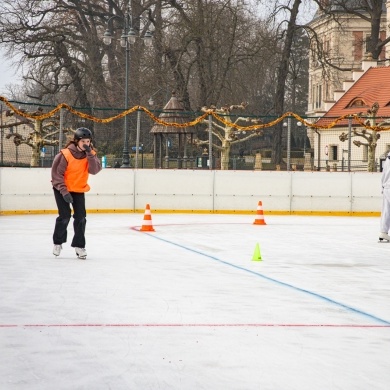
[1,100,390,171]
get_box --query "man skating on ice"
[51,128,102,258]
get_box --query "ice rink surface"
[1,212,389,390]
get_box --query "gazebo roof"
[150,92,195,134]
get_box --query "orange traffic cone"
[253,201,267,225]
[140,203,155,232]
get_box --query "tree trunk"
[151,0,166,107]
[165,49,191,110]
[367,0,383,59]
[272,0,301,166]
[220,140,231,170]
[30,120,42,167]
[368,138,377,172]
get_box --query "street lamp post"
[297,121,306,155]
[283,117,291,171]
[103,7,152,168]
[122,32,131,168]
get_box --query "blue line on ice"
[147,233,390,326]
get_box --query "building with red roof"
[306,59,390,172]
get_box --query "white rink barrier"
[0,168,382,215]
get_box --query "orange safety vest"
[61,148,95,193]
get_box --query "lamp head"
[143,30,153,46]
[103,29,112,45]
[127,28,136,44]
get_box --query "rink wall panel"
[0,167,382,214]
[213,171,292,212]
[132,169,215,211]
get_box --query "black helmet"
[74,127,92,141]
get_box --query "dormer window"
[347,98,368,108]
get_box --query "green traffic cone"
[252,242,262,261]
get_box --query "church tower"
[306,1,388,118]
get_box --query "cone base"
[140,226,155,232]
[253,220,266,225]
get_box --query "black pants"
[53,188,87,248]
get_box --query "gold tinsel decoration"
[1,96,390,132]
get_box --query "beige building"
[306,1,388,118]
[301,1,390,172]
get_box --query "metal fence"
[1,100,390,171]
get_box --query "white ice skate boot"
[53,244,62,257]
[379,232,390,242]
[75,247,87,259]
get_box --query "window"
[347,98,368,109]
[314,84,322,109]
[352,31,363,61]
[330,145,338,161]
[321,38,330,58]
[366,34,385,58]
[366,36,371,53]
[312,85,315,105]
[325,81,331,101]
[362,145,368,162]
[350,99,366,107]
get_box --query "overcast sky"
[0,48,19,96]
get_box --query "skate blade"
[77,255,87,260]
[378,238,390,243]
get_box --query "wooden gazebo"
[150,92,196,168]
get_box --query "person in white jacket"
[380,151,390,241]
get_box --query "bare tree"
[265,0,303,166]
[197,103,263,170]
[154,0,280,110]
[339,102,381,172]
[285,29,309,114]
[1,1,98,105]
[4,109,68,167]
[0,1,280,109]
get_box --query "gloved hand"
[83,144,91,153]
[63,193,73,203]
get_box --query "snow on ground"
[0,213,389,390]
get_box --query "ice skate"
[378,232,390,243]
[75,247,87,259]
[53,244,62,257]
